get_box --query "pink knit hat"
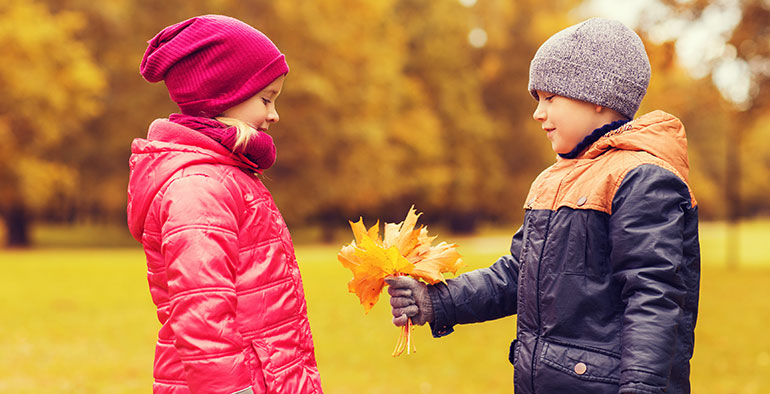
[140,15,288,117]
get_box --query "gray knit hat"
[528,18,650,119]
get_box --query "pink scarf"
[169,113,276,170]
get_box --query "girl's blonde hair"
[214,116,260,150]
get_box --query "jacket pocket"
[250,338,315,394]
[540,340,620,385]
[563,211,610,277]
[250,339,282,393]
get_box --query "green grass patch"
[1,221,768,392]
[0,249,155,393]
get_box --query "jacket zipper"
[530,209,553,394]
[529,163,572,394]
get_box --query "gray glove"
[385,276,433,326]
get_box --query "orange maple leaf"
[338,206,463,312]
[338,219,414,313]
[383,206,464,284]
[410,241,463,284]
[338,206,464,356]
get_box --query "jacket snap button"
[576,196,587,206]
[574,362,587,375]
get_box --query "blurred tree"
[44,0,216,224]
[265,0,513,234]
[15,0,755,245]
[639,40,732,220]
[388,0,505,232]
[742,113,770,215]
[638,0,770,267]
[265,0,425,233]
[42,0,457,237]
[720,0,770,217]
[473,0,582,225]
[0,0,105,246]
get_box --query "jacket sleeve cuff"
[619,369,668,394]
[428,282,455,337]
[618,384,662,394]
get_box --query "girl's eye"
[262,98,272,105]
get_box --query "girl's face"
[532,90,601,154]
[222,75,285,132]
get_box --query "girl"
[128,15,323,394]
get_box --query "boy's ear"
[595,105,604,113]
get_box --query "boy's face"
[532,90,602,154]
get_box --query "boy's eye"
[544,95,555,102]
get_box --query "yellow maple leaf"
[338,206,464,356]
[385,206,463,284]
[382,206,422,255]
[410,241,463,284]
[338,206,463,311]
[338,219,414,313]
[350,217,380,245]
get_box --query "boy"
[386,18,700,394]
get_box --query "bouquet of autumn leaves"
[338,206,463,356]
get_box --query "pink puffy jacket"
[127,120,323,394]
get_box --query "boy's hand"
[385,276,433,326]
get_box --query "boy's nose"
[532,104,546,122]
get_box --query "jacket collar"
[571,110,691,183]
[558,119,630,159]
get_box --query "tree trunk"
[448,211,478,234]
[318,209,342,244]
[725,119,743,270]
[4,204,30,247]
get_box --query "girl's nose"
[267,108,279,123]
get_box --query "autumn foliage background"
[1,0,769,244]
[1,0,770,393]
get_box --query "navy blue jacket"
[429,111,700,394]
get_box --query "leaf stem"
[406,317,412,354]
[392,323,406,356]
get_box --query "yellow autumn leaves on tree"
[338,206,464,313]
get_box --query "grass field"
[1,221,769,393]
